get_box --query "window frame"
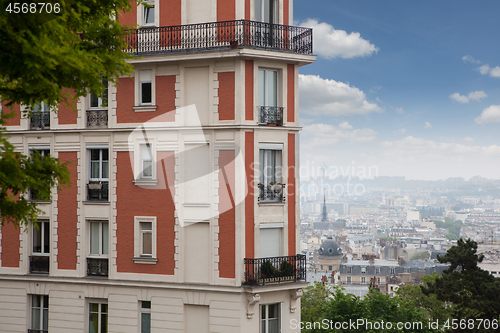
[89,148,109,183]
[88,220,109,257]
[258,68,279,108]
[260,303,281,333]
[88,300,108,333]
[140,143,153,179]
[140,70,152,105]
[140,0,156,27]
[89,79,109,110]
[258,143,283,186]
[32,220,50,255]
[140,301,151,333]
[30,294,49,332]
[133,140,157,184]
[28,147,51,201]
[255,0,278,24]
[133,216,157,263]
[361,276,366,284]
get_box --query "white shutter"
[259,228,281,258]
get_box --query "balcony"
[86,181,109,201]
[86,109,108,128]
[29,256,49,274]
[30,111,50,130]
[123,20,312,56]
[258,106,283,126]
[244,254,306,286]
[87,257,108,277]
[258,183,285,203]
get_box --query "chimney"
[398,257,404,266]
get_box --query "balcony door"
[259,227,281,258]
[255,0,277,47]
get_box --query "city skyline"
[294,0,500,181]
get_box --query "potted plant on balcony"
[267,182,283,191]
[279,260,295,278]
[88,180,102,190]
[260,260,277,279]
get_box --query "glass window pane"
[141,145,152,160]
[255,0,262,22]
[90,92,99,108]
[142,232,152,255]
[90,223,100,254]
[268,318,279,333]
[42,308,49,330]
[91,149,100,161]
[261,305,266,319]
[43,295,49,308]
[141,301,151,309]
[102,149,108,161]
[32,307,41,329]
[141,82,152,104]
[102,222,109,255]
[91,161,100,179]
[268,303,279,318]
[102,80,109,107]
[143,161,152,177]
[101,312,108,333]
[141,222,152,231]
[141,313,151,333]
[32,103,41,112]
[101,303,108,313]
[269,70,278,107]
[258,69,265,106]
[144,6,155,24]
[33,223,41,253]
[43,222,50,253]
[89,312,98,333]
[102,161,109,179]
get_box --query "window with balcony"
[89,302,108,333]
[30,102,50,130]
[140,301,151,333]
[87,221,109,277]
[87,148,109,201]
[258,69,282,125]
[29,295,48,333]
[30,220,50,274]
[261,303,280,333]
[255,0,277,48]
[87,80,108,128]
[259,144,284,203]
[29,148,50,201]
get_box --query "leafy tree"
[0,1,133,227]
[410,251,430,260]
[422,239,500,328]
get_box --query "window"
[89,79,108,109]
[140,301,151,333]
[361,267,366,274]
[261,303,280,333]
[328,265,332,271]
[29,148,50,201]
[141,144,153,178]
[390,268,395,275]
[90,221,109,256]
[259,227,281,258]
[361,276,366,284]
[376,267,380,274]
[134,217,157,262]
[142,1,155,26]
[90,149,109,182]
[259,144,282,186]
[377,277,381,284]
[30,295,48,333]
[89,302,108,333]
[347,267,352,274]
[30,102,50,130]
[258,69,278,108]
[346,276,351,283]
[140,70,152,105]
[255,0,276,24]
[33,220,50,254]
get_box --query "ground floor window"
[89,302,108,333]
[30,295,48,332]
[261,303,280,333]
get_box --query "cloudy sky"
[294,0,500,180]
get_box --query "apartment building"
[0,0,315,332]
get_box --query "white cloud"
[299,74,383,116]
[474,105,500,124]
[462,55,481,64]
[300,19,379,59]
[449,91,487,103]
[301,122,377,146]
[478,64,500,78]
[394,107,404,114]
[425,122,432,129]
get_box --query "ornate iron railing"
[244,254,306,286]
[30,111,50,130]
[87,109,108,128]
[258,106,283,125]
[258,183,285,203]
[29,256,49,274]
[28,330,48,333]
[87,257,108,277]
[86,182,109,201]
[123,20,312,55]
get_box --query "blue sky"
[294,0,500,180]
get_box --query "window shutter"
[259,228,281,258]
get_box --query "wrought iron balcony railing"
[87,109,108,128]
[28,329,48,333]
[86,181,109,201]
[123,20,312,55]
[258,106,283,126]
[30,111,50,130]
[87,257,108,277]
[258,183,285,203]
[29,256,49,274]
[244,254,306,286]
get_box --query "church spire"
[321,190,328,222]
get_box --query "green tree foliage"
[433,219,463,239]
[0,1,133,227]
[301,283,438,332]
[410,251,430,260]
[422,239,500,327]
